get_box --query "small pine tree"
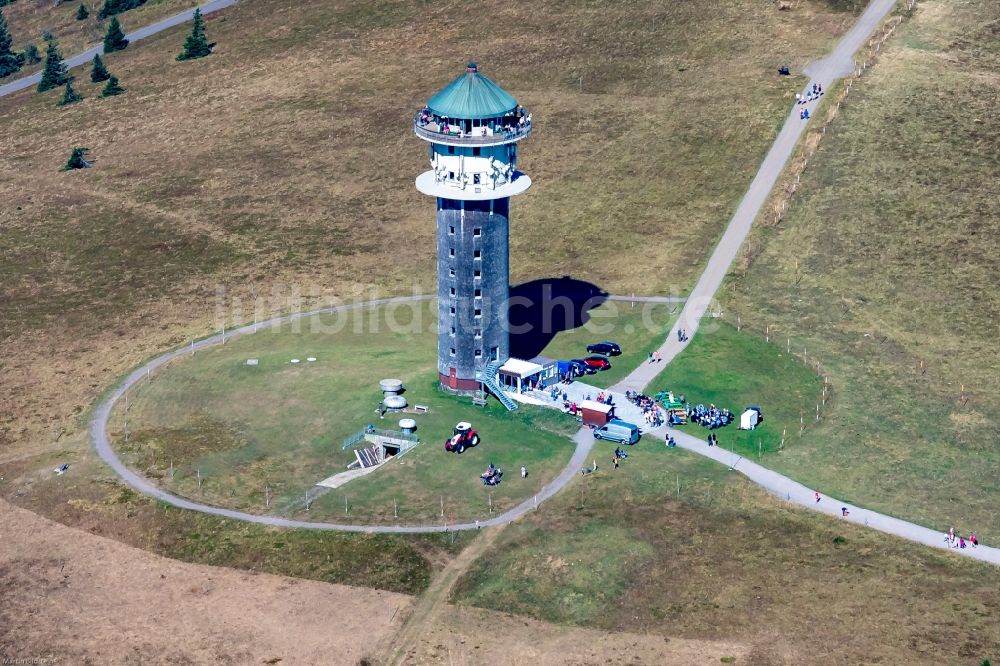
[63,147,92,170]
[176,8,212,61]
[98,0,144,19]
[103,16,128,53]
[90,53,109,82]
[58,79,82,106]
[36,37,68,91]
[0,7,24,79]
[100,74,124,97]
[75,3,89,20]
[22,41,40,64]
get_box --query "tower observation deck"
[414,63,533,393]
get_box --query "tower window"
[450,326,456,335]
[450,306,456,315]
[474,289,482,297]
[475,349,483,357]
[473,228,481,237]
[448,171,455,180]
[473,250,481,259]
[450,287,456,296]
[472,147,481,156]
[449,247,455,257]
[474,270,481,278]
[474,329,481,338]
[474,308,482,317]
[449,225,455,234]
[449,268,455,277]
[448,145,455,154]
[450,348,456,356]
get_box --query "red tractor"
[444,422,480,454]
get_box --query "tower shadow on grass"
[508,276,608,359]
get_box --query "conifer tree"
[90,53,109,82]
[22,41,40,64]
[63,147,92,170]
[103,16,127,53]
[36,37,68,91]
[100,74,124,97]
[176,8,211,61]
[58,79,82,106]
[75,3,89,20]
[0,8,24,79]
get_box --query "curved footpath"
[0,0,237,99]
[86,0,998,563]
[89,293,589,534]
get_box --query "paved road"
[651,428,1000,565]
[0,0,237,99]
[84,0,994,565]
[614,0,901,395]
[607,0,1000,565]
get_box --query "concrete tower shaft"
[414,64,532,392]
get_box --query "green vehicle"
[655,390,684,410]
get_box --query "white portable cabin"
[739,409,760,430]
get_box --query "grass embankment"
[649,322,824,458]
[0,452,467,594]
[115,300,672,523]
[451,447,1000,662]
[721,0,1000,542]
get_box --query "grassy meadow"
[1,0,200,75]
[113,300,673,523]
[649,322,824,458]
[721,0,1000,541]
[451,447,1000,662]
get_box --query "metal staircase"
[476,360,518,412]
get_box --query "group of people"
[796,83,823,120]
[480,462,503,486]
[688,403,734,429]
[676,329,689,342]
[647,351,663,363]
[416,106,532,139]
[626,390,665,428]
[945,526,979,549]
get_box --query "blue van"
[593,419,640,445]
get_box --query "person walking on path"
[971,533,979,547]
[815,491,821,503]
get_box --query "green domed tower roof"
[426,64,519,120]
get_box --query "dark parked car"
[586,341,621,356]
[583,356,612,371]
[570,359,598,375]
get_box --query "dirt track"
[0,500,410,664]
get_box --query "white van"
[593,419,640,445]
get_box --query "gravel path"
[83,0,995,565]
[0,0,237,99]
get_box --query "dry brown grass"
[1,0,199,72]
[0,0,854,463]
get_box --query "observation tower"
[414,63,533,394]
